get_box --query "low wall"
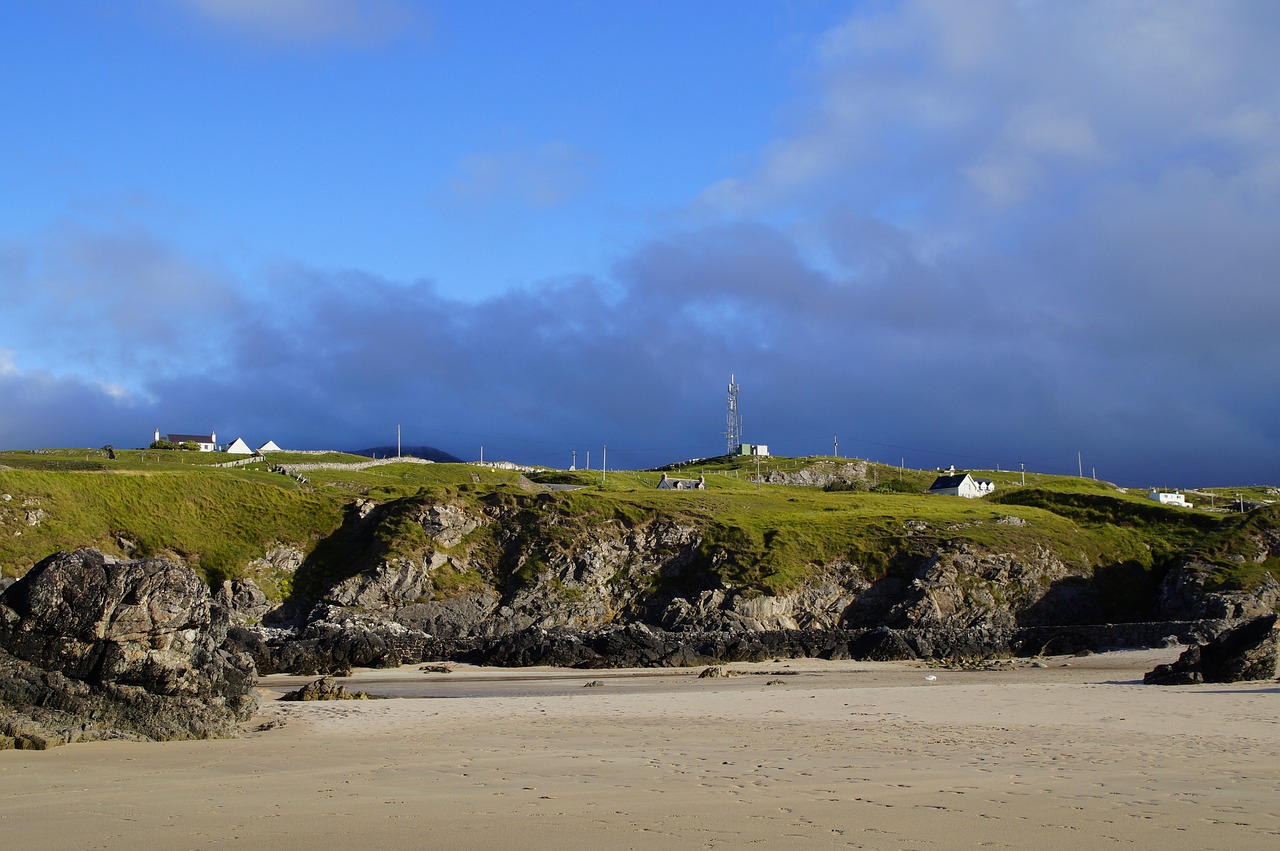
[236,618,1242,674]
[273,457,437,475]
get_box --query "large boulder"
[1144,613,1279,685]
[0,549,258,748]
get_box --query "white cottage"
[1149,489,1192,508]
[155,428,217,452]
[224,437,253,454]
[928,472,994,498]
[658,473,706,490]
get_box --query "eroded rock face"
[327,557,443,608]
[658,575,861,632]
[878,547,1078,631]
[216,578,273,626]
[230,493,1274,674]
[420,503,485,547]
[1157,562,1280,620]
[0,549,257,748]
[761,460,870,488]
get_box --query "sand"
[2,648,1278,849]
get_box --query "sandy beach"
[2,648,1278,850]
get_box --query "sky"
[2,0,1278,487]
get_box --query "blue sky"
[2,0,1279,486]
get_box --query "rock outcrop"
[761,460,870,488]
[871,546,1085,631]
[279,676,374,701]
[1144,613,1279,685]
[0,549,257,749]
[1157,562,1280,620]
[216,577,274,625]
[160,487,1279,674]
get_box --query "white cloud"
[172,0,423,46]
[699,0,1280,216]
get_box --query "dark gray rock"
[1145,613,1278,685]
[229,611,408,675]
[849,626,916,661]
[0,549,257,748]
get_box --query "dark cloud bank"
[3,206,1277,487]
[3,2,1279,487]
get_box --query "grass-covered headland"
[1,448,1276,610]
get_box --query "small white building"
[155,428,217,452]
[929,471,994,498]
[737,443,769,457]
[224,437,253,454]
[1149,489,1192,508]
[658,473,706,490]
[257,440,282,453]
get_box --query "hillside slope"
[3,451,1276,646]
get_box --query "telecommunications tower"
[724,374,742,455]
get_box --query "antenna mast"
[724,374,742,455]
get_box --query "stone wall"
[234,618,1242,674]
[273,457,437,475]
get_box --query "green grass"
[2,450,1275,608]
[0,465,344,584]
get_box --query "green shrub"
[872,479,922,494]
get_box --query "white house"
[155,428,217,452]
[225,437,253,455]
[1149,489,1192,508]
[658,473,706,490]
[929,472,994,498]
[736,444,769,457]
[257,440,282,453]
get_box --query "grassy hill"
[1,448,1276,603]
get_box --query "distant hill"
[348,445,463,463]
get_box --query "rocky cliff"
[215,492,1278,673]
[0,549,257,749]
